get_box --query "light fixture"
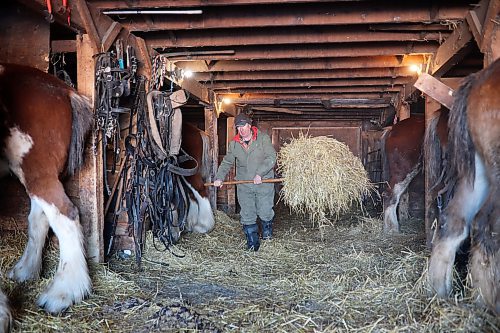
[409,64,422,75]
[222,97,232,105]
[183,69,193,78]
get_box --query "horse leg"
[183,181,215,234]
[7,198,50,282]
[469,187,500,314]
[397,190,410,223]
[31,180,91,314]
[383,164,420,233]
[429,154,489,297]
[0,290,11,333]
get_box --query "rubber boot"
[261,219,273,240]
[243,224,260,251]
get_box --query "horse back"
[383,115,425,186]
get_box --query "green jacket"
[216,127,276,181]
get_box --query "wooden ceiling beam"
[209,77,410,89]
[174,55,426,72]
[158,43,438,60]
[228,92,396,100]
[146,28,445,48]
[89,1,370,10]
[218,86,401,94]
[108,3,469,31]
[197,68,416,81]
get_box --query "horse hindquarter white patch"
[4,126,33,185]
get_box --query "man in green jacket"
[213,113,276,251]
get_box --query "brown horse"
[0,63,93,327]
[428,58,500,314]
[381,115,425,233]
[180,122,215,235]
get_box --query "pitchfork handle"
[204,178,284,186]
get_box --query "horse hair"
[424,113,444,194]
[445,72,478,190]
[67,92,94,176]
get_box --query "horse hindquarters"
[469,189,500,314]
[0,290,11,333]
[429,154,489,297]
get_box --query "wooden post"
[424,98,441,248]
[226,116,237,214]
[204,107,218,209]
[76,34,104,263]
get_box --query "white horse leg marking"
[384,164,420,233]
[34,197,91,314]
[183,181,215,234]
[3,127,33,186]
[8,198,50,282]
[0,290,11,333]
[429,154,489,297]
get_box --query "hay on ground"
[277,133,374,226]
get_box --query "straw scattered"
[277,133,374,226]
[1,208,498,332]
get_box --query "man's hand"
[213,179,223,187]
[253,175,262,184]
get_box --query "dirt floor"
[1,204,499,332]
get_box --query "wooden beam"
[115,3,469,31]
[210,77,410,90]
[51,40,77,53]
[204,108,218,209]
[147,28,445,48]
[197,67,416,82]
[101,21,123,52]
[414,73,454,109]
[76,34,104,263]
[174,55,426,72]
[74,0,101,54]
[431,19,474,77]
[158,43,438,61]
[481,0,500,65]
[250,106,304,115]
[220,86,401,94]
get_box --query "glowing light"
[409,64,422,75]
[222,97,232,105]
[183,69,193,78]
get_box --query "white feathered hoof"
[0,293,11,333]
[37,271,91,314]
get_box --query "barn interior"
[0,0,499,332]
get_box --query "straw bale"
[277,133,373,226]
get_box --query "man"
[214,113,276,251]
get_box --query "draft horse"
[179,122,215,236]
[428,58,500,314]
[381,115,425,233]
[0,63,93,328]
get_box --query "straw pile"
[277,133,373,225]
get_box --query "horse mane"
[66,92,94,176]
[445,72,478,189]
[199,130,211,183]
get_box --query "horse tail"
[380,126,392,183]
[67,91,94,176]
[445,73,478,187]
[424,113,443,193]
[199,130,211,183]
